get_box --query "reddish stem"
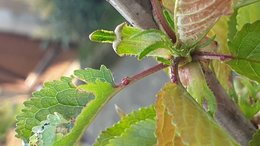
[116,63,168,88]
[193,51,234,61]
[150,0,176,43]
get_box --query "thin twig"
[116,63,168,88]
[193,51,233,61]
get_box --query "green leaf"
[233,77,260,118]
[157,83,239,146]
[163,9,175,31]
[179,62,216,114]
[228,20,260,83]
[89,23,174,59]
[234,0,260,9]
[228,10,238,41]
[107,119,156,146]
[249,130,260,146]
[54,71,118,145]
[236,2,260,31]
[16,65,119,146]
[113,23,173,58]
[74,65,115,85]
[29,113,69,146]
[156,57,172,65]
[138,42,171,60]
[89,30,116,43]
[228,1,260,41]
[16,77,94,142]
[94,106,155,146]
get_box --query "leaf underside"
[175,0,233,45]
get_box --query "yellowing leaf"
[156,93,175,146]
[175,0,233,45]
[156,92,185,146]
[157,83,239,146]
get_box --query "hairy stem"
[200,61,256,146]
[193,51,233,61]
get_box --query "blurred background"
[0,0,168,145]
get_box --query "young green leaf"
[94,106,155,146]
[113,23,174,58]
[249,130,260,146]
[228,20,260,83]
[157,83,239,146]
[163,9,175,31]
[29,113,69,146]
[107,119,156,146]
[16,77,94,142]
[89,30,116,43]
[89,23,175,59]
[138,41,171,60]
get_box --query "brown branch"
[107,0,157,29]
[200,61,256,146]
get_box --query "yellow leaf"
[157,83,239,146]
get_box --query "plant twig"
[193,51,233,61]
[116,63,168,88]
[200,61,256,146]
